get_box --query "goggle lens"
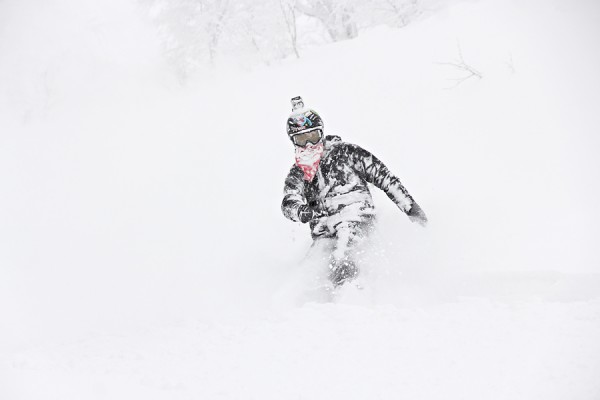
[292,129,323,147]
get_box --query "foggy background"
[1,0,600,398]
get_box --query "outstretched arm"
[351,144,428,226]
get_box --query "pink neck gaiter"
[295,142,324,181]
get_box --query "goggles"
[290,128,323,147]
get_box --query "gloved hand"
[297,204,323,224]
[407,202,428,227]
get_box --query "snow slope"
[1,0,600,399]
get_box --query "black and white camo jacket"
[282,135,416,238]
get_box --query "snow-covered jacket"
[282,135,416,238]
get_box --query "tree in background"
[373,0,421,28]
[146,0,231,80]
[295,0,357,42]
[143,0,441,78]
[280,0,300,58]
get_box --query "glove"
[407,202,428,227]
[297,205,322,224]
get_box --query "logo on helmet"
[293,115,313,128]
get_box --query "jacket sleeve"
[350,144,415,213]
[281,165,306,222]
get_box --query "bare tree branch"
[436,41,482,89]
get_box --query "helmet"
[286,96,324,139]
[286,109,324,136]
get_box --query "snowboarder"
[281,96,428,287]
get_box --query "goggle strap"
[288,127,322,137]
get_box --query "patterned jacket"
[282,135,416,238]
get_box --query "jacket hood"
[323,135,342,155]
[324,134,341,145]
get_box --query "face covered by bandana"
[295,141,324,181]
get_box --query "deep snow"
[1,0,600,399]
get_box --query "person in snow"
[281,96,428,287]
